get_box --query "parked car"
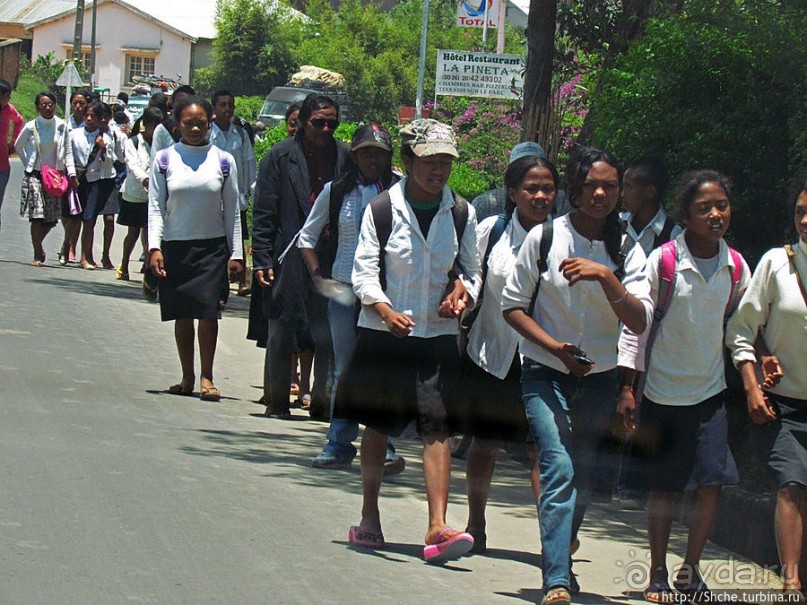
[257,86,351,127]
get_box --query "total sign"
[457,0,499,28]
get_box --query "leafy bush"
[234,96,265,121]
[588,1,807,263]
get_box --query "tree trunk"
[521,0,557,144]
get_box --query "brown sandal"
[541,587,571,605]
[200,386,221,401]
[167,384,194,396]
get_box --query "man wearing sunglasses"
[252,93,349,420]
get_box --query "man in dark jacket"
[252,94,349,419]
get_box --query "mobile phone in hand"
[573,354,594,366]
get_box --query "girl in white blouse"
[332,119,482,563]
[618,171,751,603]
[726,179,807,596]
[297,124,401,470]
[15,92,73,266]
[462,155,558,553]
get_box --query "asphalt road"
[0,160,780,604]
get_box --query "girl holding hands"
[727,179,807,599]
[619,171,751,604]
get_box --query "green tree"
[588,0,807,261]
[211,0,301,96]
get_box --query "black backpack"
[369,190,468,291]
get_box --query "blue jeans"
[521,360,617,589]
[324,296,395,460]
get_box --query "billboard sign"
[435,50,524,99]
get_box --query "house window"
[66,50,92,71]
[125,55,156,82]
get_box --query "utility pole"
[71,0,84,62]
[89,0,98,89]
[415,0,430,118]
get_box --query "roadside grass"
[14,71,63,121]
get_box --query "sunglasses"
[309,118,340,130]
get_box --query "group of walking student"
[8,87,806,605]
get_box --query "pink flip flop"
[423,528,474,563]
[348,525,384,549]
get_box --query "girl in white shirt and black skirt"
[148,96,243,402]
[333,119,482,563]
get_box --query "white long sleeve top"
[502,213,652,375]
[622,232,751,406]
[352,179,482,337]
[69,127,125,182]
[467,213,531,379]
[15,116,74,174]
[298,179,384,284]
[121,134,151,203]
[210,122,257,211]
[726,240,807,400]
[151,123,175,154]
[147,142,242,260]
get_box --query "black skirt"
[117,200,147,228]
[754,393,807,488]
[158,237,229,321]
[459,353,529,442]
[333,329,462,437]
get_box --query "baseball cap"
[399,118,459,159]
[351,124,393,152]
[509,141,547,164]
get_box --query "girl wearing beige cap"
[333,119,483,563]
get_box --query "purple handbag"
[67,187,82,216]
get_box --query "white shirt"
[726,241,807,400]
[152,123,175,154]
[210,122,257,212]
[148,142,242,260]
[502,213,652,374]
[620,207,683,257]
[298,179,383,283]
[627,232,751,406]
[69,127,124,182]
[467,213,531,379]
[121,134,151,203]
[352,179,482,337]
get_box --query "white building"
[24,0,219,96]
[23,0,305,97]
